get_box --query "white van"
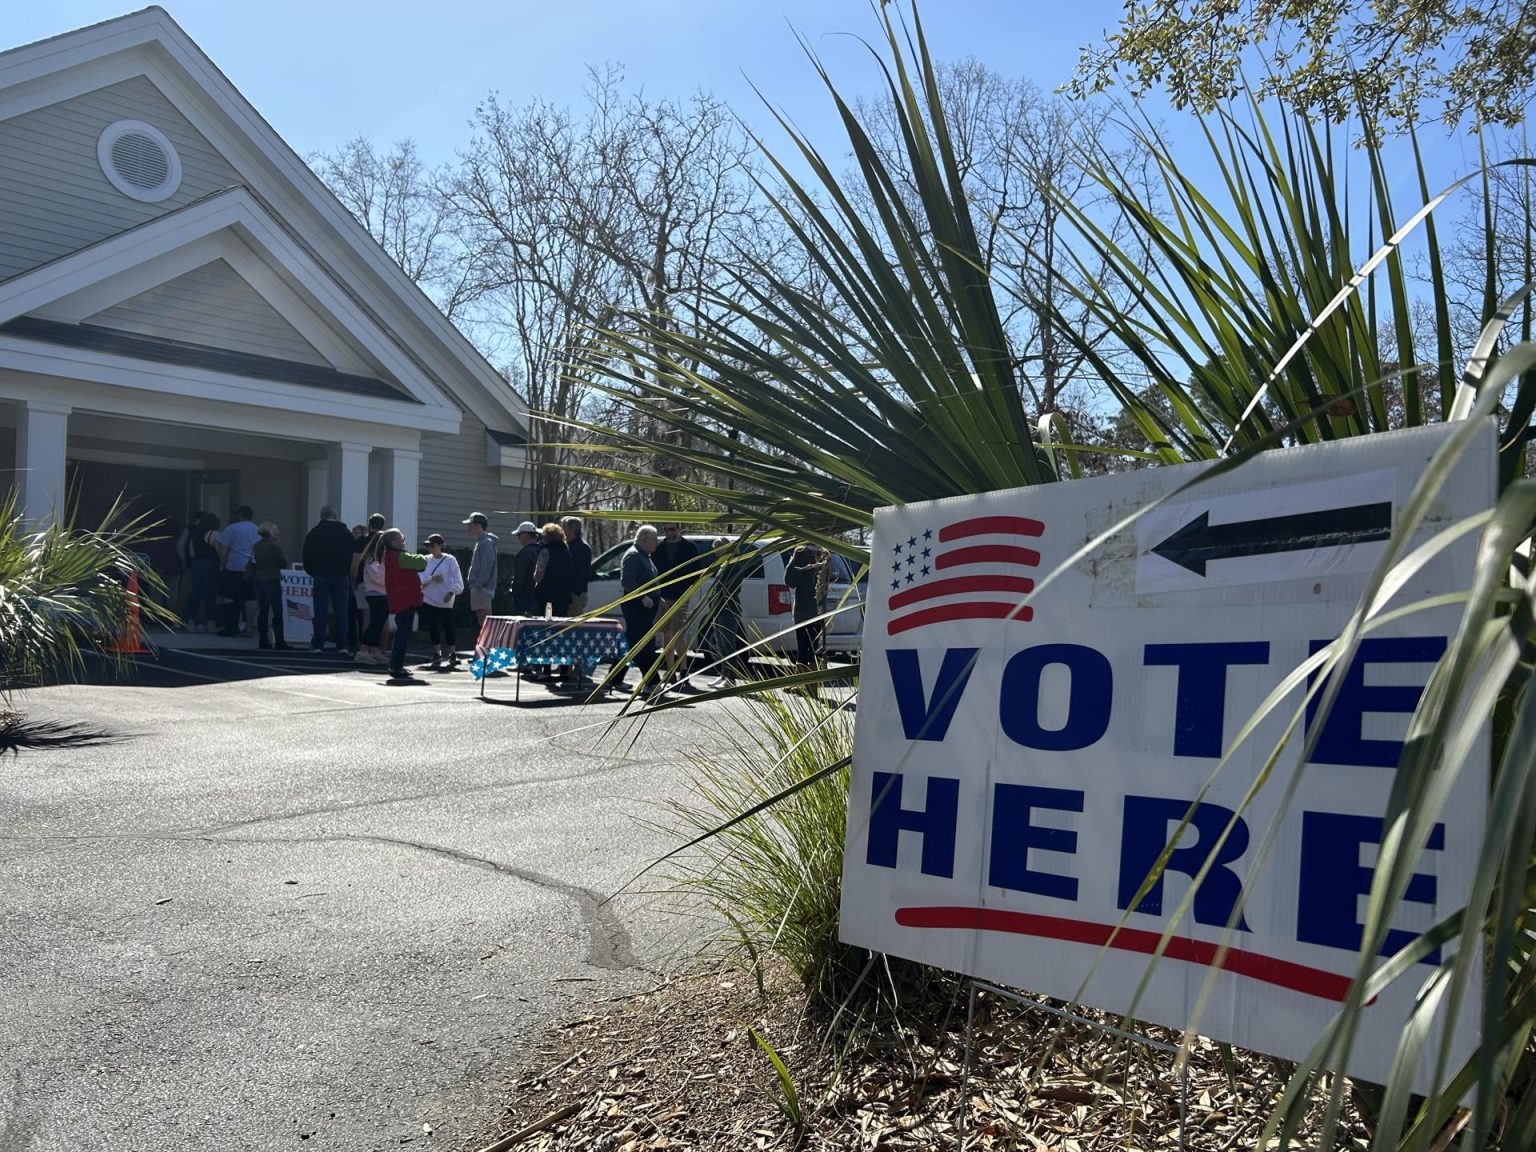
[585,535,867,656]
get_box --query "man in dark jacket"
[510,521,542,615]
[562,515,593,615]
[652,523,702,682]
[301,505,355,653]
[620,524,661,687]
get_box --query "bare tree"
[855,59,1153,420]
[449,68,775,516]
[310,138,484,319]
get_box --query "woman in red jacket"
[380,529,428,680]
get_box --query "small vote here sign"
[840,421,1495,1088]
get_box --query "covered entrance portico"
[0,185,464,547]
[0,380,429,546]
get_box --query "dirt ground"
[462,959,1377,1152]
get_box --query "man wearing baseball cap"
[462,512,498,628]
[509,521,542,616]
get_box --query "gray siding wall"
[84,259,328,365]
[236,454,305,546]
[418,406,531,549]
[0,76,241,281]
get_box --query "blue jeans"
[309,574,351,650]
[186,558,219,625]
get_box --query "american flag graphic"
[884,515,1044,636]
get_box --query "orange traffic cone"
[107,568,150,655]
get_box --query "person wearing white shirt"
[418,533,466,671]
[215,504,261,637]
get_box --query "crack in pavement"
[343,835,639,972]
[0,831,641,974]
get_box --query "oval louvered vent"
[98,120,181,203]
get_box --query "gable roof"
[0,185,458,414]
[0,7,527,438]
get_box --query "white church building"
[0,7,531,548]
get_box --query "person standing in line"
[215,505,260,637]
[532,523,575,617]
[301,506,354,654]
[463,512,498,631]
[418,533,464,671]
[379,528,427,680]
[184,512,221,633]
[251,522,291,650]
[533,521,579,682]
[355,522,391,666]
[705,537,751,690]
[620,524,661,691]
[509,521,542,616]
[562,516,593,615]
[652,523,701,683]
[347,524,367,652]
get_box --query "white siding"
[418,406,531,549]
[0,76,241,281]
[83,258,328,365]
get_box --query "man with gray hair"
[620,525,660,686]
[301,504,355,653]
[562,515,593,615]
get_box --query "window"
[592,544,628,582]
[98,120,181,203]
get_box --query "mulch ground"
[462,959,1375,1152]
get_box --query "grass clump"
[664,688,862,1002]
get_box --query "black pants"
[622,601,657,678]
[255,578,283,645]
[795,615,825,666]
[422,603,455,648]
[362,594,389,647]
[390,606,416,673]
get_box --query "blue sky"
[11,1,1158,163]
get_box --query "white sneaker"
[707,676,732,690]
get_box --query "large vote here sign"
[839,421,1495,1088]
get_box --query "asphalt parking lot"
[0,638,733,1150]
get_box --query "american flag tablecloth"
[470,616,628,680]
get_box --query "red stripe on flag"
[893,906,1356,1003]
[936,544,1040,570]
[887,601,1032,636]
[889,574,1034,611]
[939,516,1045,541]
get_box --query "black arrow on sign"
[1151,501,1393,577]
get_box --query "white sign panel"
[840,422,1494,1088]
[280,568,314,644]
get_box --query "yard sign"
[840,422,1494,1089]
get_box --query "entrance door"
[196,471,238,525]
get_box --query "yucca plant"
[0,492,169,751]
[565,2,1536,1148]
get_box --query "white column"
[305,458,328,527]
[16,400,70,524]
[326,441,370,529]
[386,447,421,549]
